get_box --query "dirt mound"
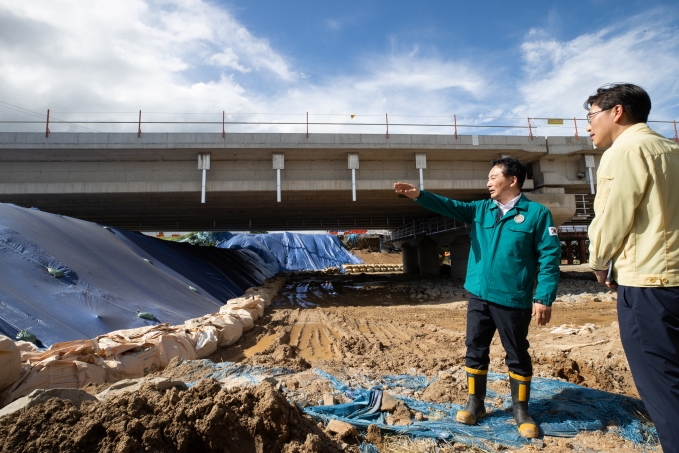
[245,335,312,372]
[420,370,467,405]
[0,380,344,453]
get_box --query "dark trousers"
[465,296,533,376]
[618,285,679,453]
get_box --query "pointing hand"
[394,182,420,199]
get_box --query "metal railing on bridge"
[389,216,470,241]
[1,102,677,141]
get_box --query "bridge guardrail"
[389,216,470,241]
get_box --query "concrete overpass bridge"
[0,132,600,233]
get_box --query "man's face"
[487,165,517,201]
[586,103,617,148]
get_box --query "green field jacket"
[415,191,561,308]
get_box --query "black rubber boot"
[456,367,487,425]
[509,372,539,438]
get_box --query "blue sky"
[0,0,678,136]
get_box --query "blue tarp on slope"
[0,203,276,347]
[217,232,363,272]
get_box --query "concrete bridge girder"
[1,132,590,231]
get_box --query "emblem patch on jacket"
[549,227,558,236]
[514,214,525,223]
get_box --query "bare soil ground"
[352,250,405,265]
[201,270,657,453]
[0,267,659,453]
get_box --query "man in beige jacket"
[586,83,679,453]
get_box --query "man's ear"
[510,176,519,188]
[612,104,626,124]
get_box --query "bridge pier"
[401,243,420,275]
[578,239,587,262]
[418,236,440,277]
[448,241,470,280]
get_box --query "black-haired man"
[394,157,561,439]
[586,83,679,453]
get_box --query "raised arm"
[394,182,477,224]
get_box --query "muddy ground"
[197,269,655,453]
[0,265,660,453]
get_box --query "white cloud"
[0,2,677,137]
[515,10,679,132]
[0,0,296,131]
[0,0,491,134]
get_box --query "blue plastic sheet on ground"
[359,443,380,453]
[180,359,297,388]
[305,371,658,452]
[217,232,363,272]
[0,203,277,346]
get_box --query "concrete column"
[348,153,359,201]
[565,240,573,264]
[418,236,440,277]
[401,243,419,275]
[584,154,596,195]
[448,242,470,280]
[272,153,284,202]
[415,153,426,191]
[578,239,587,262]
[197,153,210,204]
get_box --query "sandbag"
[0,336,21,393]
[105,346,161,381]
[31,339,98,362]
[223,308,255,332]
[226,295,263,310]
[215,314,244,346]
[75,360,106,386]
[220,301,259,321]
[193,326,219,359]
[96,324,173,357]
[186,314,244,348]
[15,341,40,363]
[244,288,273,306]
[8,358,80,402]
[148,333,197,367]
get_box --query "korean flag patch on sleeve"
[549,227,558,236]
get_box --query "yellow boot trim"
[468,376,475,395]
[509,371,532,382]
[465,367,488,375]
[456,409,486,425]
[518,422,539,439]
[518,383,527,402]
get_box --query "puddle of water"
[242,334,278,358]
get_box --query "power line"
[0,101,100,133]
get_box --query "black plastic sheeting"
[110,229,277,302]
[0,203,277,347]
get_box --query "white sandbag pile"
[0,336,21,395]
[0,276,285,409]
[344,264,403,274]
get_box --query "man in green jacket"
[394,157,561,439]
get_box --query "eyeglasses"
[586,108,611,123]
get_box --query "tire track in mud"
[252,276,470,374]
[237,274,637,396]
